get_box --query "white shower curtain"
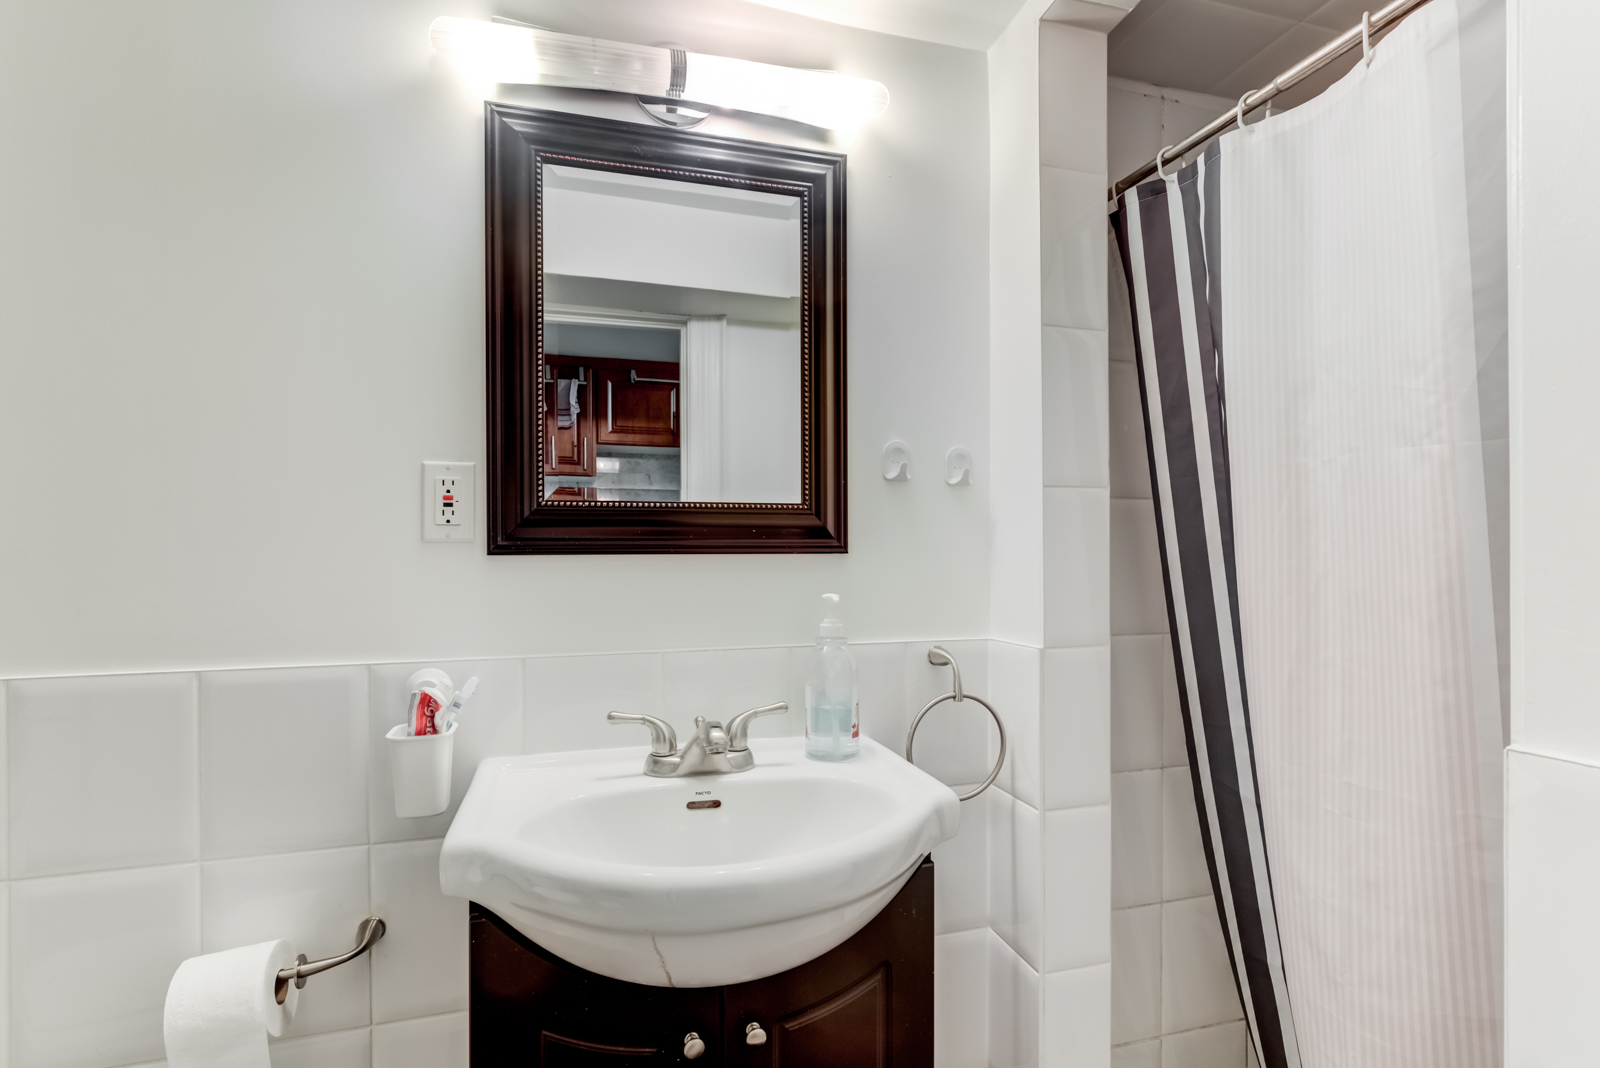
[1113,2,1505,1065]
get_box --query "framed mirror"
[484,105,847,553]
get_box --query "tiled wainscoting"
[1,639,1028,1068]
[1106,80,1252,1068]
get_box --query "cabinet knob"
[745,1022,768,1046]
[683,1032,706,1060]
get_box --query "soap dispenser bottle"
[806,593,859,762]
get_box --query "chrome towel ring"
[906,646,1006,802]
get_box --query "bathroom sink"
[440,736,960,987]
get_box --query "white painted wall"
[0,0,990,678]
[0,0,1131,1065]
[1505,0,1600,1064]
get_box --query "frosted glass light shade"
[428,17,888,130]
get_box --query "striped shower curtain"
[1111,2,1505,1066]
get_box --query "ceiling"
[731,0,1375,99]
[735,0,1038,51]
[1108,0,1379,101]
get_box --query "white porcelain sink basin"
[440,736,960,987]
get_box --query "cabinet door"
[722,859,934,1068]
[545,369,595,476]
[471,908,721,1066]
[596,361,679,448]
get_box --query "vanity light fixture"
[428,16,889,130]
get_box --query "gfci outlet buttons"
[423,461,475,542]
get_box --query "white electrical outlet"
[422,461,475,542]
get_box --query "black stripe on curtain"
[1112,145,1301,1068]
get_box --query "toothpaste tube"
[408,688,443,736]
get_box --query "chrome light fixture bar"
[429,17,889,131]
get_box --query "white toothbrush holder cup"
[386,721,456,818]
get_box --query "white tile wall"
[1111,771,1162,909]
[935,928,990,1068]
[201,847,372,1038]
[370,840,467,1024]
[1110,637,1166,773]
[199,667,368,859]
[1113,1039,1161,1068]
[0,882,9,1065]
[1107,363,1151,500]
[9,673,198,878]
[10,864,199,1068]
[1043,327,1110,490]
[1108,500,1167,637]
[989,931,1042,1068]
[907,638,994,789]
[1043,807,1111,972]
[989,789,1044,972]
[1043,488,1111,649]
[525,651,664,755]
[1107,77,1246,1066]
[991,642,1042,807]
[371,1012,468,1068]
[370,659,523,844]
[1161,899,1240,1035]
[933,781,992,936]
[666,646,796,738]
[1040,20,1110,176]
[1041,167,1111,332]
[1041,646,1111,811]
[270,1027,370,1068]
[1,684,8,882]
[853,641,909,757]
[1111,904,1161,1045]
[1,641,1005,1068]
[1160,770,1210,902]
[1033,17,1114,1067]
[1044,964,1111,1068]
[1161,1022,1247,1068]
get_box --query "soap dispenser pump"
[806,593,859,762]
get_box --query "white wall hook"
[883,440,911,481]
[945,447,973,486]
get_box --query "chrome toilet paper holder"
[273,916,386,1005]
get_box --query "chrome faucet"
[607,703,787,777]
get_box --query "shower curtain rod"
[1109,0,1435,200]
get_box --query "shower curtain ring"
[1236,91,1257,131]
[1361,10,1373,66]
[1155,145,1177,182]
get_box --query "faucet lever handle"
[607,712,678,756]
[725,702,789,751]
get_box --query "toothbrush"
[441,677,479,731]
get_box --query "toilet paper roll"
[163,939,299,1068]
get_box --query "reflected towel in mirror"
[556,378,580,428]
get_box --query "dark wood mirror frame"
[484,104,847,554]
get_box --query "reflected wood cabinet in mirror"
[485,104,848,553]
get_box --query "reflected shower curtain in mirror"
[1111,2,1505,1066]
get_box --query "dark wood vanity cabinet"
[470,858,934,1067]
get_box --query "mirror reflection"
[541,164,803,504]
